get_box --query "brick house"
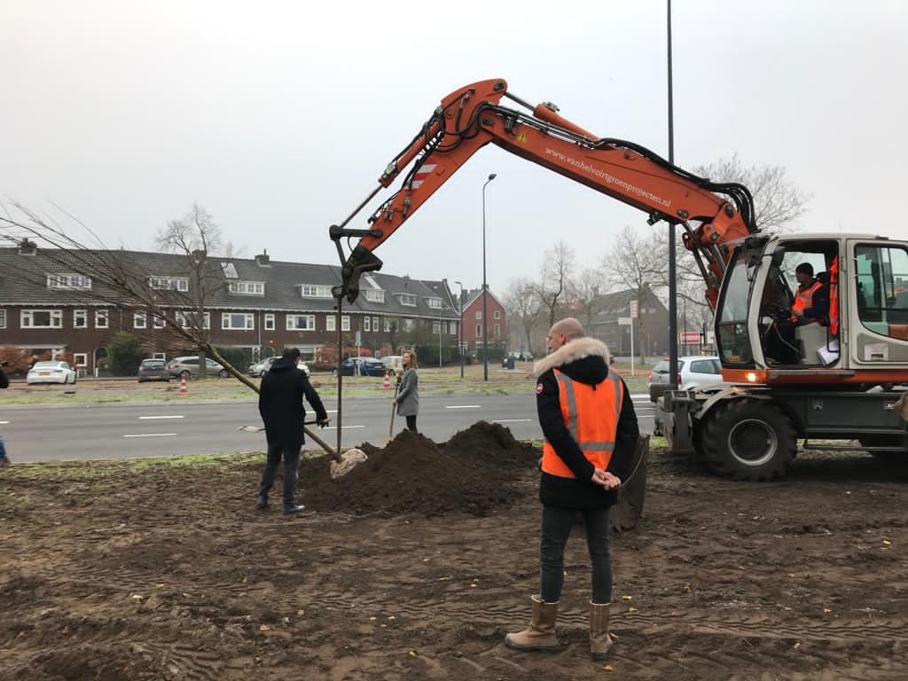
[0,243,464,372]
[588,288,669,359]
[460,288,508,357]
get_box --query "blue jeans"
[540,505,612,604]
[258,445,301,506]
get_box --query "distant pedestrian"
[393,350,420,432]
[257,347,329,514]
[0,362,10,465]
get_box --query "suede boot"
[589,601,615,661]
[504,596,560,652]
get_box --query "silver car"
[27,360,78,385]
[648,355,722,402]
[167,356,229,379]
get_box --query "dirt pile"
[300,420,540,516]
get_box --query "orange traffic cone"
[179,376,188,395]
[383,371,391,389]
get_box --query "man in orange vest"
[789,262,829,325]
[505,317,639,661]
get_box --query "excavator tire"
[610,435,649,533]
[699,399,796,481]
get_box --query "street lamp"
[482,173,497,381]
[454,280,464,378]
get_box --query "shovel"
[386,379,400,443]
[238,419,367,480]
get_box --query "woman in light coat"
[394,350,420,432]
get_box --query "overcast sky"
[2,1,906,296]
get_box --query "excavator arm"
[330,78,757,306]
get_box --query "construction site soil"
[2,421,907,680]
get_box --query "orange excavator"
[330,78,908,480]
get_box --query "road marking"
[0,420,9,425]
[492,419,533,424]
[321,425,365,430]
[446,405,482,409]
[139,415,184,420]
[123,433,178,438]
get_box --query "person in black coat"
[0,362,9,465]
[257,347,329,514]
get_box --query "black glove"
[317,417,330,428]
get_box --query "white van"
[380,355,404,376]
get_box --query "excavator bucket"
[610,435,649,533]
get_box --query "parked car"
[508,351,534,362]
[248,356,310,377]
[648,355,722,403]
[137,358,171,383]
[26,360,77,385]
[167,356,229,379]
[380,355,404,376]
[332,357,386,377]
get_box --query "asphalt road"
[2,393,655,463]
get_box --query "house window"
[0,310,6,329]
[74,309,88,329]
[73,353,88,368]
[494,310,501,320]
[372,316,378,332]
[476,324,482,338]
[364,316,371,332]
[476,311,482,320]
[341,315,350,331]
[494,324,501,337]
[397,293,417,307]
[432,321,441,334]
[153,315,166,329]
[22,309,63,328]
[384,318,392,332]
[134,312,147,329]
[299,284,333,298]
[326,315,336,332]
[228,281,265,296]
[222,313,254,330]
[95,310,109,329]
[427,297,442,309]
[450,320,457,335]
[404,318,414,331]
[287,314,316,331]
[47,273,92,290]
[264,313,275,331]
[149,276,189,292]
[364,290,385,303]
[175,311,210,329]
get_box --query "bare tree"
[0,203,257,390]
[569,266,606,331]
[503,277,545,357]
[532,241,575,329]
[156,205,234,380]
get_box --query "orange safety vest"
[829,257,839,336]
[541,368,624,478]
[789,280,823,324]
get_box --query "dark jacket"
[801,278,830,322]
[534,337,639,510]
[0,368,8,390]
[258,358,328,449]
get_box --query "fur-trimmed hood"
[532,337,611,379]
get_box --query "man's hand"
[591,468,622,490]
[316,417,331,429]
[792,308,804,318]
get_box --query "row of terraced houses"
[0,242,508,372]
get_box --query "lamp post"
[482,173,497,381]
[454,280,464,378]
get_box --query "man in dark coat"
[257,347,329,514]
[0,362,9,465]
[505,317,638,661]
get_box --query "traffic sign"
[618,317,632,326]
[629,300,638,318]
[680,331,700,344]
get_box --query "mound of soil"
[301,421,540,516]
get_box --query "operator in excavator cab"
[789,263,829,326]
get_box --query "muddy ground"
[2,422,907,680]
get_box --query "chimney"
[17,238,37,256]
[255,249,271,267]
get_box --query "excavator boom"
[330,78,757,305]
